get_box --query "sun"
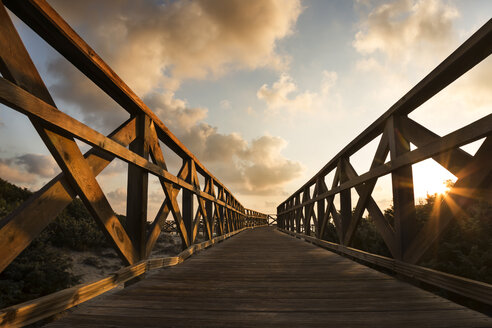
[427,179,452,195]
[412,159,457,200]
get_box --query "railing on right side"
[276,19,492,305]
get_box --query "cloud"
[450,57,492,109]
[44,0,304,200]
[107,187,126,203]
[257,70,339,114]
[0,161,38,185]
[46,0,302,131]
[0,154,59,187]
[352,0,490,115]
[320,70,338,95]
[180,124,303,195]
[220,100,231,110]
[144,91,208,132]
[257,73,316,112]
[353,0,459,63]
[99,159,127,177]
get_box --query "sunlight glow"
[412,159,457,202]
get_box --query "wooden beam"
[0,118,136,273]
[126,114,150,260]
[277,114,491,216]
[315,177,328,238]
[0,77,249,216]
[400,117,472,178]
[338,158,352,245]
[343,160,398,258]
[387,115,417,260]
[343,131,389,246]
[404,137,492,263]
[0,4,139,265]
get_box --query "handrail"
[0,0,268,279]
[0,227,267,328]
[277,19,491,268]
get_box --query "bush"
[0,237,79,308]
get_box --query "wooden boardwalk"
[47,227,492,327]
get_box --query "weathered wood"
[279,228,492,307]
[0,227,249,328]
[39,228,492,328]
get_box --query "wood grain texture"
[280,228,492,307]
[0,227,250,327]
[44,227,492,328]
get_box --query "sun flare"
[412,159,457,201]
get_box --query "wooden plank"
[279,228,492,307]
[38,227,492,328]
[0,228,249,328]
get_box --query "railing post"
[126,114,150,260]
[302,187,310,235]
[387,115,417,260]
[315,177,327,239]
[295,194,301,233]
[205,177,214,238]
[182,158,194,245]
[339,158,352,245]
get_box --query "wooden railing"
[0,0,268,277]
[277,19,491,302]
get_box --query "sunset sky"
[0,0,490,218]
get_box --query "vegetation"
[322,190,492,284]
[0,178,115,308]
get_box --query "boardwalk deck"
[47,227,492,327]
